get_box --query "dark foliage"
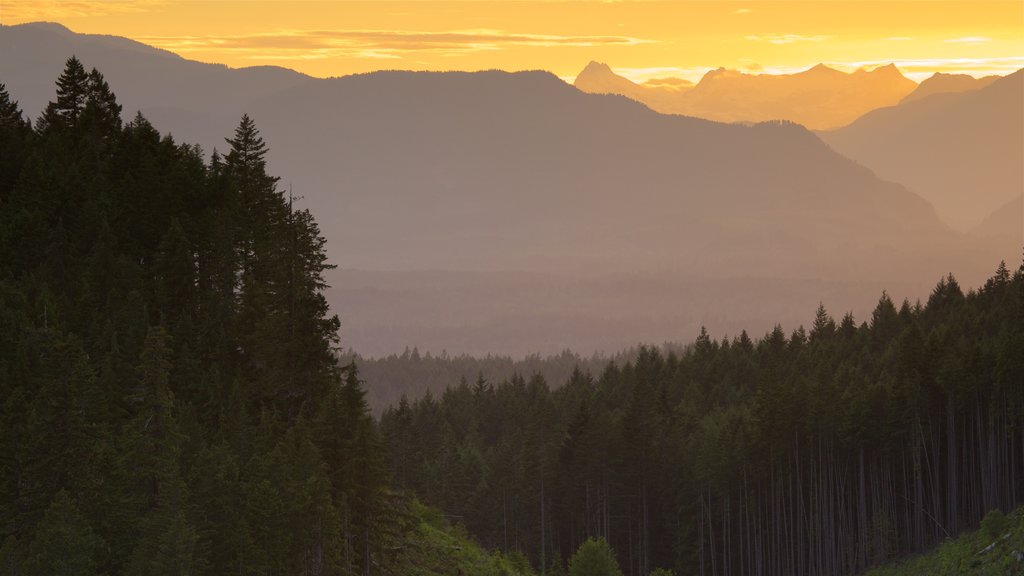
[381,262,1024,575]
[0,57,389,575]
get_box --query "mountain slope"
[972,195,1023,242]
[0,22,312,127]
[0,22,1010,355]
[821,69,1024,231]
[573,61,916,129]
[900,71,998,104]
[866,508,1024,576]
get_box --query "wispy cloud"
[827,56,1024,81]
[733,8,751,15]
[135,28,654,61]
[745,33,830,45]
[614,66,715,84]
[943,36,992,44]
[0,0,164,21]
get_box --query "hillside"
[386,501,535,576]
[865,508,1024,576]
[821,69,1024,232]
[573,61,916,129]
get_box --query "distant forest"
[344,346,687,415]
[1,57,1022,576]
[380,265,1024,575]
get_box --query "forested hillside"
[342,346,686,415]
[0,56,423,575]
[381,263,1024,575]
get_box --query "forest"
[0,57,405,575]
[1,57,1022,576]
[380,265,1024,575]
[341,347,690,415]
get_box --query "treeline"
[343,346,686,415]
[380,263,1024,575]
[0,57,398,574]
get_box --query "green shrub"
[568,538,623,576]
[981,509,1009,541]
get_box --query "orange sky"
[2,1,1022,82]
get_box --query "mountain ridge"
[821,68,1024,232]
[0,22,1012,355]
[574,60,917,129]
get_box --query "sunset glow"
[2,0,1021,82]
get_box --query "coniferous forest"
[380,265,1024,575]
[0,57,398,575]
[2,58,1023,576]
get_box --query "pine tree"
[810,303,836,342]
[83,68,123,136]
[39,56,89,131]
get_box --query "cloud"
[745,34,830,45]
[943,36,992,44]
[135,28,655,61]
[0,0,164,20]
[613,66,715,84]
[827,56,1024,81]
[733,8,751,15]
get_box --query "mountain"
[972,195,1023,242]
[900,71,999,104]
[0,22,312,129]
[821,69,1024,232]
[573,61,917,129]
[0,22,1011,355]
[573,60,691,113]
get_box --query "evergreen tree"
[568,538,623,576]
[39,56,89,131]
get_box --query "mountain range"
[574,60,917,130]
[821,69,1023,231]
[0,22,1017,355]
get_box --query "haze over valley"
[2,22,1018,356]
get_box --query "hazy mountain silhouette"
[821,69,1024,232]
[574,61,916,129]
[573,61,692,113]
[900,71,998,104]
[0,22,313,130]
[972,195,1023,242]
[1,22,1012,355]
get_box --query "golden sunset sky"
[2,0,1022,82]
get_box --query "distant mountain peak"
[580,61,614,75]
[870,63,904,76]
[575,61,622,84]
[12,21,73,34]
[573,61,640,93]
[808,63,838,73]
[699,67,742,83]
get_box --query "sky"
[1,1,1022,83]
